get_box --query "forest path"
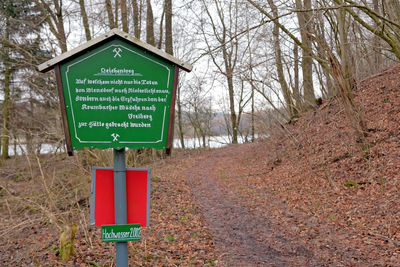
[186,145,319,266]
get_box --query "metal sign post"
[113,148,128,266]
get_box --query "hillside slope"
[180,64,400,265]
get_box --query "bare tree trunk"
[293,43,302,109]
[157,8,165,49]
[2,2,11,159]
[164,0,173,155]
[165,0,173,55]
[251,83,255,142]
[200,0,239,144]
[245,12,255,142]
[177,85,185,149]
[120,0,128,32]
[295,0,316,109]
[333,7,367,143]
[79,0,91,41]
[267,0,296,118]
[372,0,382,71]
[105,0,116,29]
[132,0,140,38]
[51,0,67,52]
[26,92,35,155]
[314,6,336,98]
[114,0,119,28]
[338,7,354,90]
[146,0,155,45]
[227,72,238,142]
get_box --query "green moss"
[344,180,357,188]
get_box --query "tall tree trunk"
[220,2,238,144]
[26,95,35,155]
[79,0,91,41]
[120,0,128,32]
[295,0,316,109]
[334,6,367,143]
[157,8,164,49]
[200,0,240,144]
[114,0,119,28]
[2,2,11,159]
[338,7,354,91]
[245,12,255,142]
[251,83,255,142]
[293,42,302,109]
[177,85,185,149]
[54,0,68,52]
[267,0,296,118]
[105,0,116,29]
[165,0,173,55]
[372,0,382,71]
[132,0,141,38]
[314,7,336,98]
[164,0,173,154]
[146,0,155,45]
[225,66,238,144]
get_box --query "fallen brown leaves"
[0,150,218,266]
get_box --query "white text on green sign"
[60,38,175,150]
[101,224,141,242]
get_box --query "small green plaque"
[59,38,175,150]
[101,224,141,242]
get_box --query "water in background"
[6,135,256,156]
[173,135,254,149]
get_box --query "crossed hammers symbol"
[113,47,122,58]
[111,133,120,141]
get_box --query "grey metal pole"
[113,148,128,266]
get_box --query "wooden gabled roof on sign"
[38,28,193,73]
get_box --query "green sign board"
[101,224,141,242]
[39,29,192,155]
[59,38,175,150]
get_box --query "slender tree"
[132,0,141,38]
[1,0,11,159]
[105,0,116,29]
[114,0,119,28]
[146,0,155,45]
[199,0,243,143]
[295,0,316,109]
[120,0,128,32]
[267,0,296,117]
[79,0,91,41]
[165,0,173,55]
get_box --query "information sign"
[102,224,141,242]
[38,29,192,154]
[59,38,175,150]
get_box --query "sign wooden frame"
[39,29,192,155]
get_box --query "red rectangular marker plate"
[90,167,150,227]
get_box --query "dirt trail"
[186,146,320,266]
